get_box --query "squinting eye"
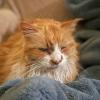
[61,47,66,50]
[38,48,48,52]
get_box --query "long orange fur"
[0,19,80,84]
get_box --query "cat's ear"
[61,18,82,33]
[21,21,38,35]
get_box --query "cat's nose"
[50,55,63,65]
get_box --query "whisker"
[22,60,47,77]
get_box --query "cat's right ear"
[21,21,38,35]
[61,18,83,33]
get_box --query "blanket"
[0,67,100,100]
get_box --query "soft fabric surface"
[66,0,100,69]
[67,0,100,29]
[0,68,100,100]
[0,67,100,100]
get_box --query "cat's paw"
[0,9,20,42]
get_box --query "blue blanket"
[0,66,100,100]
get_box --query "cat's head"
[20,19,80,83]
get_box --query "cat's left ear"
[61,18,82,33]
[21,21,38,35]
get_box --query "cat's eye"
[61,47,66,50]
[38,48,48,52]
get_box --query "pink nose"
[50,56,63,65]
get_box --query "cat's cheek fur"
[42,55,51,68]
[31,50,47,59]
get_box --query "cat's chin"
[24,63,78,84]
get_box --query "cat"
[0,18,81,84]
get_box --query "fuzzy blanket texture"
[0,68,100,100]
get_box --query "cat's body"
[0,19,80,84]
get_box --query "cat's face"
[21,19,80,83]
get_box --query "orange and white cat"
[0,19,80,84]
